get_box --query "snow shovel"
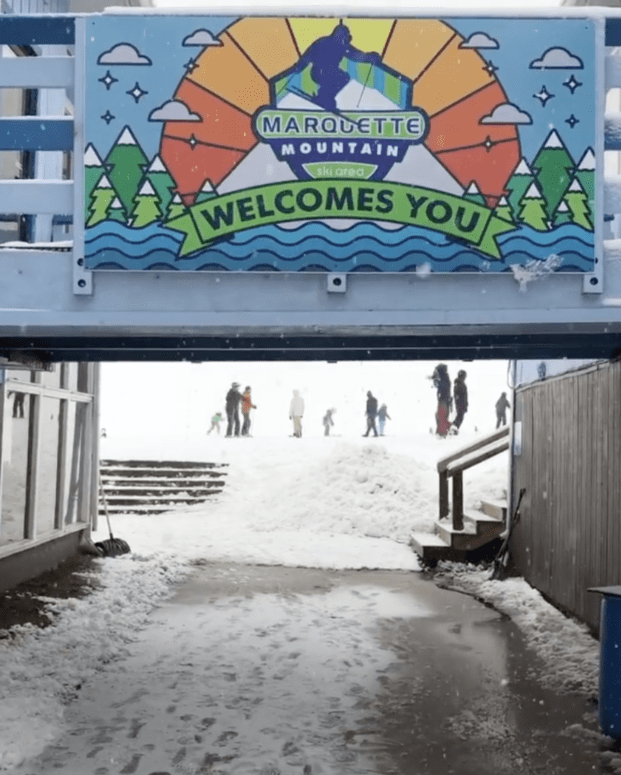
[95,473,131,557]
[490,487,526,581]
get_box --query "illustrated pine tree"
[131,180,163,228]
[86,174,121,227]
[494,195,514,224]
[552,200,573,227]
[565,178,593,230]
[517,181,549,231]
[142,154,177,213]
[164,193,187,223]
[505,158,535,217]
[105,125,149,215]
[531,130,575,218]
[574,148,595,228]
[84,144,106,218]
[108,197,127,224]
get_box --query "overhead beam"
[1,332,620,363]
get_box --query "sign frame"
[79,11,603,289]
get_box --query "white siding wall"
[514,358,603,387]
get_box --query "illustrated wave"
[85,219,184,245]
[84,221,595,273]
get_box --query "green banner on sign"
[166,181,516,259]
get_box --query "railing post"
[452,472,464,531]
[439,471,449,519]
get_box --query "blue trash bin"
[589,586,621,737]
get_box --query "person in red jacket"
[431,363,451,437]
[241,386,257,436]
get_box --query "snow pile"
[94,436,508,571]
[0,556,188,771]
[434,563,599,696]
[226,441,438,542]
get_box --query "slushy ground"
[11,562,601,775]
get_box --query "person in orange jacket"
[241,386,257,436]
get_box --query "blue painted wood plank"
[607,19,621,48]
[0,16,74,45]
[0,118,74,151]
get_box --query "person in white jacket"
[289,389,305,438]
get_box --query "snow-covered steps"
[99,460,228,515]
[410,498,506,565]
[477,499,507,521]
[410,532,454,565]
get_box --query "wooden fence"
[511,359,621,631]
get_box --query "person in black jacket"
[363,391,379,437]
[8,390,25,419]
[431,363,451,437]
[225,382,242,437]
[451,370,468,434]
[496,392,511,428]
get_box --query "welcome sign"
[84,15,597,273]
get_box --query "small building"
[0,360,99,591]
[510,358,620,631]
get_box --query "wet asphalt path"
[17,564,600,775]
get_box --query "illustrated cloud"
[480,103,532,125]
[460,32,499,49]
[183,29,222,46]
[149,100,201,122]
[530,47,583,70]
[97,43,152,66]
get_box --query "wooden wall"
[512,360,621,631]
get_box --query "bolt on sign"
[84,15,597,273]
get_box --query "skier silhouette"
[295,24,382,112]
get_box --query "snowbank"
[434,563,599,696]
[0,557,188,770]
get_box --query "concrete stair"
[410,499,507,565]
[99,460,228,515]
